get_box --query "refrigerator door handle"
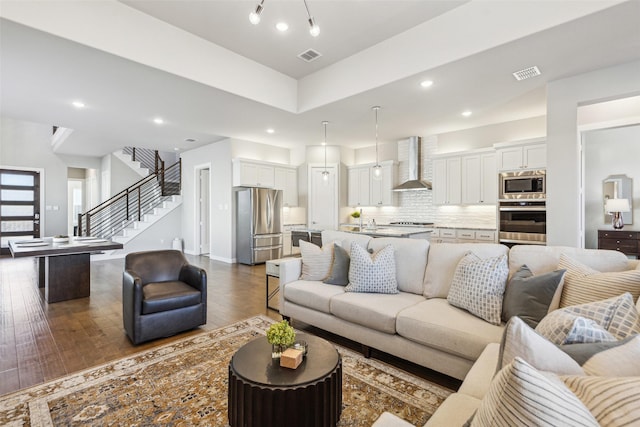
[254,245,282,251]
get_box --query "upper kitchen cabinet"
[348,165,371,207]
[433,156,461,205]
[232,159,275,188]
[274,166,298,207]
[494,138,546,171]
[461,151,497,205]
[370,161,397,206]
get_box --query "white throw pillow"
[300,240,334,281]
[345,244,398,294]
[471,357,598,427]
[447,252,509,325]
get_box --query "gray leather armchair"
[123,250,207,345]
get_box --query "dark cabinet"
[598,230,640,258]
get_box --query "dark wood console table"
[228,334,342,427]
[8,237,123,302]
[598,229,640,258]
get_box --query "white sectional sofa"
[278,230,639,381]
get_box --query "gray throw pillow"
[502,265,566,328]
[323,244,350,286]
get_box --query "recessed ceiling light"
[174,147,180,151]
[276,22,289,32]
[420,80,433,88]
[72,101,85,108]
[153,117,164,125]
[462,111,472,117]
[266,128,275,134]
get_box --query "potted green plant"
[350,211,360,223]
[266,320,296,359]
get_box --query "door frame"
[193,162,211,255]
[0,165,45,241]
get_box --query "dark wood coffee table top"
[230,333,340,387]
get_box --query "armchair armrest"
[179,265,207,291]
[278,258,302,311]
[123,270,144,331]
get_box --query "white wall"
[583,124,640,249]
[109,153,143,196]
[181,139,234,262]
[547,59,640,246]
[0,117,68,235]
[230,139,290,164]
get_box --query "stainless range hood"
[393,136,432,191]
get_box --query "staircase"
[78,151,182,254]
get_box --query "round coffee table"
[228,333,342,427]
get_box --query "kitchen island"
[339,225,432,239]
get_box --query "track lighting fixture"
[249,0,319,37]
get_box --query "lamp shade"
[605,198,630,213]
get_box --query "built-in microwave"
[499,169,545,200]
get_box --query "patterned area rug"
[0,316,451,426]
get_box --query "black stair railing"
[77,159,181,239]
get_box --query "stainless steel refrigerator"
[236,187,283,265]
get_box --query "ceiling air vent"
[298,49,322,63]
[512,66,541,81]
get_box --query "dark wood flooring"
[0,254,460,397]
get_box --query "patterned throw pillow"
[562,375,640,426]
[558,254,640,307]
[535,311,617,345]
[300,240,334,281]
[536,293,640,344]
[471,358,599,427]
[345,244,398,294]
[447,252,509,325]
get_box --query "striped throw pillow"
[300,240,334,281]
[562,376,640,427]
[471,357,598,427]
[558,254,640,307]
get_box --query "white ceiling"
[1,1,639,157]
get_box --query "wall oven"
[499,169,545,200]
[499,201,546,246]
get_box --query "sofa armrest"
[278,258,302,311]
[372,412,415,427]
[457,342,500,400]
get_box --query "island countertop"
[338,225,433,238]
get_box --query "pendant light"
[322,121,329,181]
[372,106,382,180]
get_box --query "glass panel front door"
[0,169,41,254]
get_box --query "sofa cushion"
[346,244,398,294]
[447,253,509,325]
[501,265,566,327]
[368,237,429,295]
[558,254,640,307]
[300,240,334,281]
[423,243,509,299]
[323,244,350,286]
[471,358,599,427]
[396,299,504,360]
[142,281,201,314]
[284,280,345,314]
[508,245,631,277]
[330,292,424,334]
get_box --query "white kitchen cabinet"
[232,159,275,188]
[370,161,397,206]
[461,152,497,205]
[433,156,461,205]
[496,140,546,171]
[348,165,371,207]
[432,228,496,243]
[274,166,298,207]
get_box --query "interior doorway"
[196,166,211,255]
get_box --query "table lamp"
[605,198,630,229]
